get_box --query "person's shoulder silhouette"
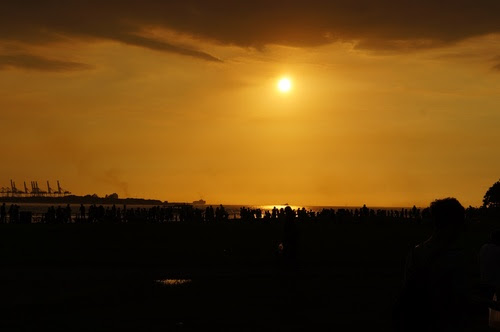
[480,230,500,291]
[395,197,468,332]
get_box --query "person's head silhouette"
[430,197,465,237]
[490,230,500,245]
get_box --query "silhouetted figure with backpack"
[394,198,469,332]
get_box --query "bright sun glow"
[277,77,292,93]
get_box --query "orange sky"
[1,1,499,207]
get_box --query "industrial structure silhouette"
[0,180,71,197]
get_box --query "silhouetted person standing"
[480,230,500,329]
[79,204,86,222]
[283,206,298,268]
[65,204,71,223]
[394,198,468,332]
[0,203,6,223]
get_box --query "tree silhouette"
[483,180,500,208]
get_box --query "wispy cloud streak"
[0,54,90,71]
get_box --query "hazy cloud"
[101,168,130,197]
[1,1,500,59]
[492,56,500,71]
[113,33,222,62]
[0,54,90,71]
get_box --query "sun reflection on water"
[260,205,300,211]
[155,279,192,286]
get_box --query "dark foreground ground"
[0,220,497,331]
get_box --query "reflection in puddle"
[155,279,192,286]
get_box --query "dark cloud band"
[1,1,500,63]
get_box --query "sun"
[277,77,292,93]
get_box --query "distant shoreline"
[0,196,430,210]
[0,195,163,205]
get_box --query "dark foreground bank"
[0,219,497,331]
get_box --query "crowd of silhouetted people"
[3,197,500,330]
[0,203,20,223]
[44,203,228,224]
[238,204,424,223]
[0,201,494,225]
[43,204,72,223]
[0,202,427,224]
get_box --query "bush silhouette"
[483,179,500,208]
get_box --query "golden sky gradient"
[1,1,499,207]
